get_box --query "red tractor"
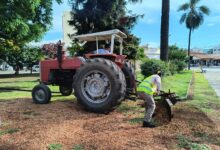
[32,29,136,113]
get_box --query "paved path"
[202,67,220,98]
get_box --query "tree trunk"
[188,28,192,70]
[30,66,33,74]
[160,0,170,61]
[15,65,19,75]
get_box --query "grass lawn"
[174,72,220,149]
[0,71,192,101]
[0,76,74,101]
[186,72,220,113]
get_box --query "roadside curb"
[182,71,194,100]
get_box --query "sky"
[41,0,220,49]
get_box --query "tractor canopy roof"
[71,29,127,41]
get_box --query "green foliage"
[68,42,84,57]
[6,47,24,74]
[0,0,62,44]
[167,61,178,75]
[174,60,187,72]
[178,0,210,30]
[48,144,62,150]
[0,128,19,136]
[140,59,169,77]
[168,45,187,72]
[168,45,187,61]
[72,144,84,150]
[22,46,43,72]
[0,0,62,74]
[68,0,143,59]
[177,135,210,150]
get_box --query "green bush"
[167,61,178,75]
[175,61,187,72]
[140,59,170,77]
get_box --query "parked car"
[32,65,39,72]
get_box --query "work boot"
[143,121,156,128]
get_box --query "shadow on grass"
[0,87,31,92]
[0,80,39,84]
[0,73,39,78]
[0,87,60,94]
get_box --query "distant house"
[190,52,220,66]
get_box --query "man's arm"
[154,76,161,94]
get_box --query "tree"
[168,45,187,61]
[42,43,59,59]
[68,0,142,59]
[160,0,170,61]
[23,46,43,74]
[0,0,62,74]
[168,45,187,72]
[178,0,210,70]
[6,48,24,75]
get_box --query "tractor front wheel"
[32,84,51,104]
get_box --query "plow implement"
[154,90,181,122]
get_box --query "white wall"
[62,11,76,48]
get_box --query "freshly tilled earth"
[0,99,219,150]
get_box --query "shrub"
[175,61,187,72]
[140,59,170,77]
[167,61,178,75]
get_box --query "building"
[62,11,76,48]
[142,45,160,59]
[212,45,220,54]
[190,52,220,66]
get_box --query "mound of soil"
[154,101,172,126]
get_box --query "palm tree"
[160,0,170,61]
[178,0,210,70]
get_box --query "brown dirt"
[0,99,220,150]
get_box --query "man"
[93,43,111,54]
[137,71,162,128]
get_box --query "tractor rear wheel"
[32,84,51,104]
[59,86,72,96]
[122,61,136,94]
[74,58,126,113]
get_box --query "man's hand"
[157,90,160,95]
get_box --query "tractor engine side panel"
[40,57,82,83]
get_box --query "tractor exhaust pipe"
[57,40,62,69]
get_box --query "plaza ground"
[0,71,220,150]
